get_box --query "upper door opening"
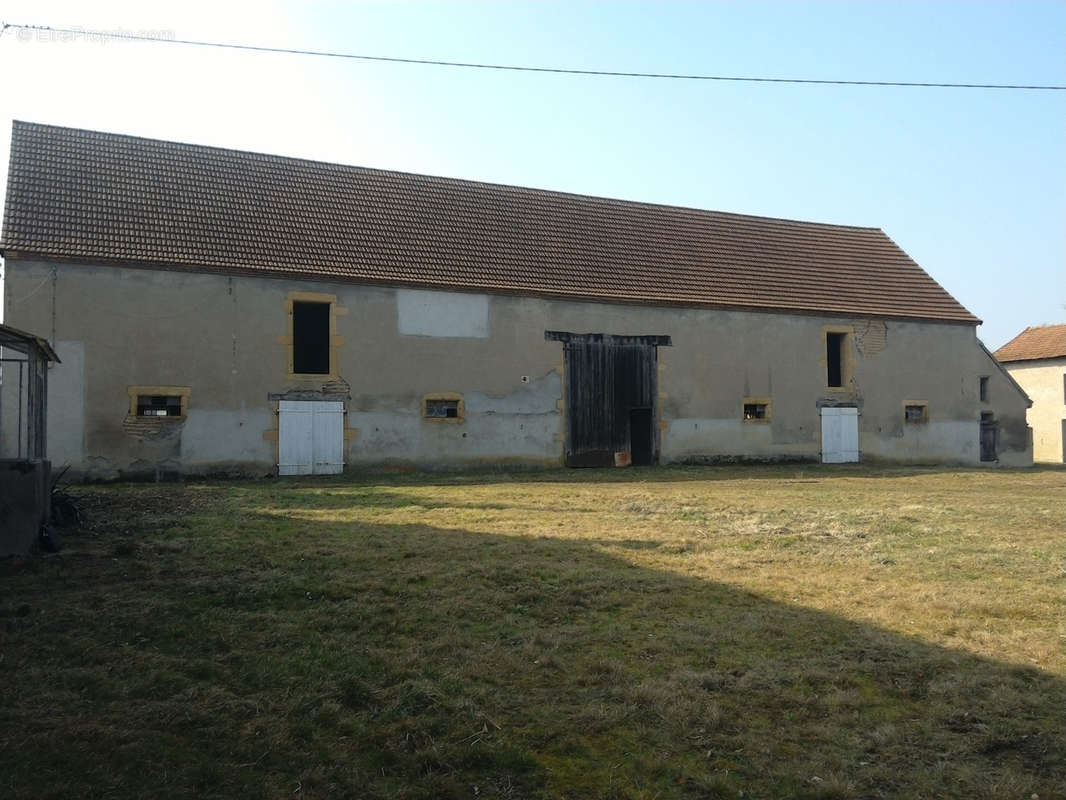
[827,332,846,388]
[292,301,331,374]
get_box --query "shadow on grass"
[0,492,1062,800]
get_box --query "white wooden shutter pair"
[820,407,859,463]
[278,400,345,475]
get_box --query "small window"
[426,399,458,418]
[423,395,464,422]
[744,403,767,420]
[138,395,183,417]
[128,386,190,420]
[904,404,928,424]
[979,376,989,403]
[292,301,331,375]
[827,332,846,388]
[742,397,771,423]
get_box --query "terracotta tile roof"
[1,121,979,323]
[994,324,1066,362]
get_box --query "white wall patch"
[397,290,489,338]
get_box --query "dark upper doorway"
[292,301,331,374]
[546,331,671,468]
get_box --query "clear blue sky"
[0,0,1062,349]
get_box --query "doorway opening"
[278,400,345,475]
[629,408,653,466]
[980,412,998,462]
[820,406,859,463]
[292,302,331,375]
[546,331,671,468]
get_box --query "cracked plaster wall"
[2,259,1033,475]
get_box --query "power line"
[3,21,1065,91]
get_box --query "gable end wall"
[1002,358,1065,463]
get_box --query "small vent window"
[138,395,183,417]
[979,376,989,403]
[128,387,190,420]
[742,397,771,423]
[425,399,459,419]
[743,403,768,420]
[904,404,928,424]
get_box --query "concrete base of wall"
[60,455,570,481]
[0,459,51,556]
[671,454,820,466]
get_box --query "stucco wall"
[1003,359,1064,463]
[3,259,1033,476]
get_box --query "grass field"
[1,466,1063,799]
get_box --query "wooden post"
[25,346,48,460]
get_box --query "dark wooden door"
[980,413,998,462]
[547,332,669,468]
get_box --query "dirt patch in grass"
[1,467,1062,798]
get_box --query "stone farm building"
[995,324,1065,463]
[0,122,1032,478]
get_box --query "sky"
[0,0,1062,350]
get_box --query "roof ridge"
[10,119,883,233]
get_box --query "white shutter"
[278,400,345,475]
[839,407,859,462]
[821,407,859,463]
[279,400,314,475]
[821,407,841,463]
[312,401,345,474]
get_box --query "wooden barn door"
[820,407,859,463]
[279,400,344,475]
[547,332,671,468]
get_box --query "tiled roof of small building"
[1,120,979,323]
[994,324,1066,362]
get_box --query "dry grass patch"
[0,466,1062,799]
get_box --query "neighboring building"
[995,324,1065,463]
[0,323,60,555]
[0,121,1032,478]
